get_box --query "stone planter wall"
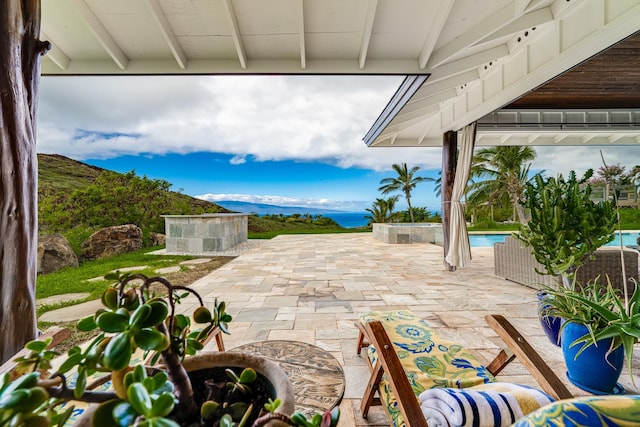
[163,214,249,254]
[372,223,443,244]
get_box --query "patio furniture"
[494,236,639,292]
[356,310,572,427]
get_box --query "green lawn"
[36,247,198,315]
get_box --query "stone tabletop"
[231,340,345,417]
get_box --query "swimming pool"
[469,231,640,248]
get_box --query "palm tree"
[467,146,536,224]
[364,196,399,224]
[378,163,432,223]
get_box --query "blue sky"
[37,75,638,213]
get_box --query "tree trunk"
[0,0,48,363]
[406,193,415,223]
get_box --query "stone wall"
[372,223,443,244]
[163,214,249,254]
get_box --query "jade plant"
[516,169,616,284]
[0,272,339,427]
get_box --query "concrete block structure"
[373,223,443,244]
[163,214,249,254]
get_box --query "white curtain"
[445,122,476,268]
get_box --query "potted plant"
[0,272,340,427]
[515,170,617,345]
[540,278,639,394]
[516,170,617,284]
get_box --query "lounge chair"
[356,310,573,427]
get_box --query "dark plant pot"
[78,352,294,427]
[562,322,625,394]
[182,351,295,426]
[537,291,562,346]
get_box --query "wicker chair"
[495,236,639,292]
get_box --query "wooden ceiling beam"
[144,0,187,70]
[40,31,69,70]
[418,0,455,69]
[426,1,522,69]
[358,0,378,70]
[72,0,128,70]
[222,0,247,70]
[298,0,306,70]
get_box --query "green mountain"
[38,153,227,214]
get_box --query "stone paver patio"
[185,233,640,426]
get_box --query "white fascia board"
[40,58,427,75]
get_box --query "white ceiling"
[40,0,640,147]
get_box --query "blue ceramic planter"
[537,292,561,346]
[562,322,625,394]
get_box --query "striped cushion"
[419,383,554,427]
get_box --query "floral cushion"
[513,395,640,426]
[360,310,495,427]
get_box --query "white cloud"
[229,155,247,165]
[38,75,431,171]
[196,193,364,211]
[37,75,639,175]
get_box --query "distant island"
[211,200,354,216]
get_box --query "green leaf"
[77,315,98,331]
[149,393,175,417]
[24,340,49,352]
[101,288,120,310]
[193,307,212,324]
[74,369,87,399]
[129,304,152,328]
[133,330,169,351]
[127,383,153,418]
[238,368,257,384]
[151,371,168,390]
[145,301,169,327]
[112,402,138,427]
[104,333,132,370]
[219,414,235,427]
[97,311,129,333]
[201,401,219,419]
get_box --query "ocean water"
[323,212,369,228]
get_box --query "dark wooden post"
[441,130,457,271]
[0,0,49,363]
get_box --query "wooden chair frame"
[358,314,573,427]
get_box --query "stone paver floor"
[41,234,640,426]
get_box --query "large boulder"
[37,234,79,274]
[81,224,143,260]
[150,232,166,247]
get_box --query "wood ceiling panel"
[508,30,640,109]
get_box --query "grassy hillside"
[38,153,228,214]
[38,154,103,193]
